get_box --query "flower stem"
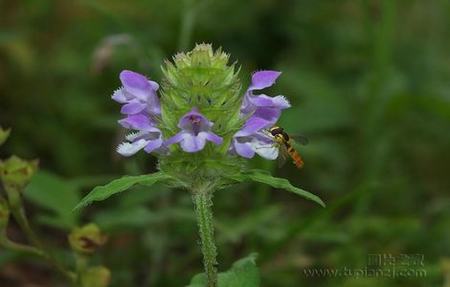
[192,185,218,287]
[0,237,44,256]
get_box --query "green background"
[1,0,449,286]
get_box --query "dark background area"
[1,0,449,286]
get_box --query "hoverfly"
[268,126,308,169]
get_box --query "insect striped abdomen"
[286,141,304,169]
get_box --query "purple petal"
[252,107,282,124]
[144,137,163,153]
[251,139,279,160]
[202,131,223,145]
[118,114,152,130]
[125,131,147,141]
[272,95,291,108]
[248,71,282,91]
[253,132,275,144]
[146,96,161,116]
[120,70,153,101]
[233,140,255,158]
[249,95,290,109]
[117,139,148,156]
[120,70,151,90]
[165,132,184,146]
[149,80,160,91]
[178,108,212,131]
[180,133,207,153]
[249,95,291,109]
[120,100,147,115]
[236,116,272,137]
[166,108,222,152]
[112,89,127,103]
[126,128,161,140]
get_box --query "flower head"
[111,45,293,184]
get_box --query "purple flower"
[112,70,161,117]
[113,70,164,156]
[230,116,279,160]
[230,70,290,159]
[165,108,223,153]
[241,70,290,124]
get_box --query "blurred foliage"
[1,0,449,286]
[24,171,80,229]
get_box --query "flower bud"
[68,223,107,254]
[0,127,11,146]
[81,266,111,287]
[0,155,38,191]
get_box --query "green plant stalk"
[6,187,76,281]
[0,237,44,256]
[192,185,218,287]
[178,0,196,51]
[11,205,43,248]
[75,253,89,286]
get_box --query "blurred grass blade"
[73,172,173,211]
[230,170,325,207]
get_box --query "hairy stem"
[192,185,217,287]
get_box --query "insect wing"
[277,144,289,167]
[290,135,309,145]
[289,134,309,146]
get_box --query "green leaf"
[24,171,80,229]
[73,172,173,211]
[230,170,325,207]
[187,253,260,287]
[94,207,156,231]
[0,127,11,146]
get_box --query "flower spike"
[89,44,323,287]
